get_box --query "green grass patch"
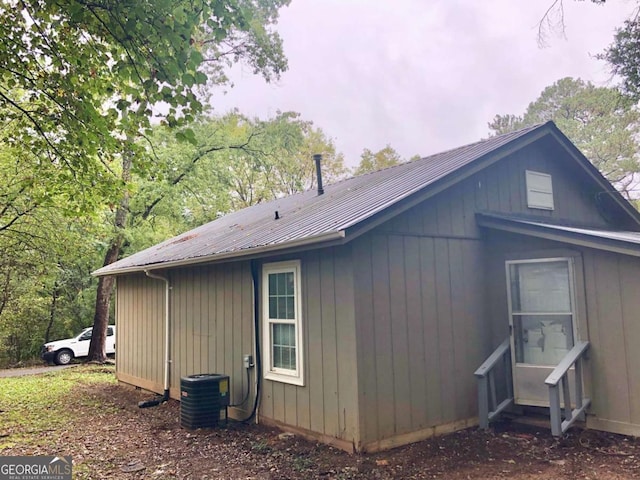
[0,365,117,449]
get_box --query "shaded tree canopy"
[488,77,640,198]
[0,0,292,363]
[0,0,290,209]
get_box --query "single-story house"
[95,121,640,452]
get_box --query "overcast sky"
[210,0,637,168]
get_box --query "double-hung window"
[262,260,304,386]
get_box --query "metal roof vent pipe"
[314,153,324,196]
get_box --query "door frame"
[505,256,579,406]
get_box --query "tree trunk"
[87,149,132,363]
[0,266,11,318]
[44,280,60,344]
[87,244,120,362]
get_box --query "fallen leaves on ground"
[1,366,640,479]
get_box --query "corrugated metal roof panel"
[95,123,545,275]
[510,219,640,245]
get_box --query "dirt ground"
[5,376,640,479]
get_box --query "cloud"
[210,0,634,166]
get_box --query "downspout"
[139,269,171,408]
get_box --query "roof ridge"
[328,122,547,184]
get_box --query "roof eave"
[477,213,640,258]
[92,230,347,276]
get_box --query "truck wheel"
[54,349,73,365]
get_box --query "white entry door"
[506,258,577,406]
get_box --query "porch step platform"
[502,406,586,434]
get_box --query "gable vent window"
[526,170,554,210]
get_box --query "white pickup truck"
[41,325,116,365]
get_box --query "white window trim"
[525,170,554,210]
[262,260,304,386]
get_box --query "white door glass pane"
[513,315,574,366]
[510,261,570,313]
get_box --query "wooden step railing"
[474,337,513,429]
[545,340,590,436]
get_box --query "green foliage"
[354,145,406,175]
[235,111,348,203]
[488,77,640,197]
[0,365,116,449]
[0,215,104,367]
[0,0,291,363]
[0,135,109,366]
[0,0,290,212]
[127,111,348,253]
[602,20,640,101]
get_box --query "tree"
[88,149,133,363]
[0,108,347,364]
[488,77,640,198]
[0,209,102,367]
[252,112,348,199]
[0,125,105,366]
[0,0,290,187]
[354,145,405,175]
[0,0,291,362]
[126,112,262,251]
[127,112,348,253]
[602,19,640,101]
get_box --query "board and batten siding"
[114,134,634,449]
[116,247,360,447]
[115,262,255,418]
[384,135,612,240]
[116,273,166,393]
[352,232,485,450]
[583,249,640,436]
[258,246,359,450]
[169,262,254,417]
[350,137,616,450]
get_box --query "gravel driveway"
[0,364,76,378]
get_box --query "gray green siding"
[116,262,254,417]
[385,136,611,240]
[583,250,640,434]
[169,262,254,415]
[259,246,359,446]
[115,247,359,444]
[351,137,618,447]
[116,273,165,391]
[353,234,485,446]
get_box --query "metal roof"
[94,122,559,275]
[477,213,640,256]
